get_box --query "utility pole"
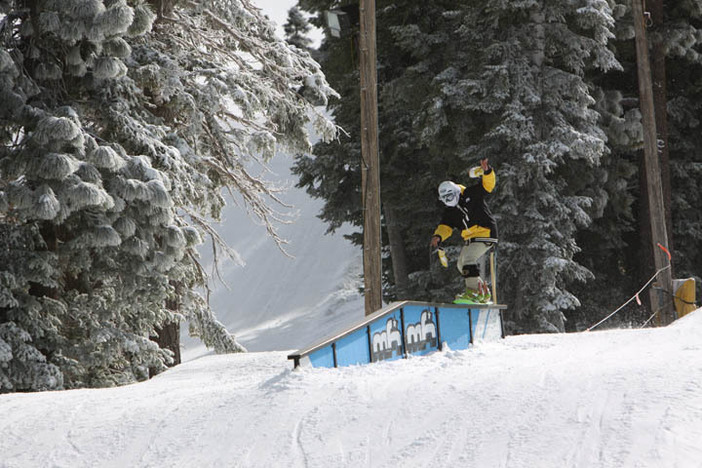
[631,0,675,325]
[649,0,673,261]
[358,0,382,315]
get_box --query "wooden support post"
[399,308,407,358]
[468,309,474,345]
[359,0,382,316]
[434,307,443,351]
[631,0,675,325]
[489,251,497,304]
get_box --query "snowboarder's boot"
[478,279,492,304]
[454,288,482,304]
[454,280,492,305]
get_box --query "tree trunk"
[154,283,182,366]
[147,0,176,18]
[154,321,181,365]
[384,205,409,299]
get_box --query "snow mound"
[2,316,701,467]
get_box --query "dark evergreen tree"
[443,0,622,333]
[660,1,702,302]
[284,6,313,51]
[568,0,644,330]
[297,0,702,333]
[296,0,631,333]
[294,0,461,303]
[578,0,702,328]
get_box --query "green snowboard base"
[453,297,493,305]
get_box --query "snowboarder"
[430,158,497,303]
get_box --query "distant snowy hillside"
[175,0,362,358]
[183,152,365,357]
[3,308,701,467]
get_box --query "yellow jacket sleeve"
[482,169,496,193]
[433,224,453,241]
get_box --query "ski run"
[1,308,701,468]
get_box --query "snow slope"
[179,0,362,358]
[2,309,701,467]
[181,150,364,357]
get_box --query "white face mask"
[438,182,460,207]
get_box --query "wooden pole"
[359,0,382,315]
[631,0,675,325]
[649,0,673,263]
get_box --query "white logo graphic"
[372,317,402,361]
[405,309,437,353]
[371,309,438,362]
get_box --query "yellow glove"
[468,166,484,178]
[437,248,448,268]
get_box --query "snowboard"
[453,297,493,305]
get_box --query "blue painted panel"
[369,311,403,362]
[402,305,439,357]
[301,303,504,369]
[308,345,335,368]
[336,328,371,367]
[437,306,472,350]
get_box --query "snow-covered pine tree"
[0,222,64,391]
[284,6,313,51]
[562,1,645,328]
[295,0,625,328]
[569,85,641,329]
[430,0,622,332]
[0,0,337,392]
[294,0,465,301]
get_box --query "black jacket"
[434,169,497,241]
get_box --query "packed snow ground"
[3,139,702,468]
[3,73,701,466]
[1,309,701,467]
[2,139,702,468]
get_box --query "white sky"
[255,0,295,29]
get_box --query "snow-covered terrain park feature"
[2,309,701,467]
[288,301,506,369]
